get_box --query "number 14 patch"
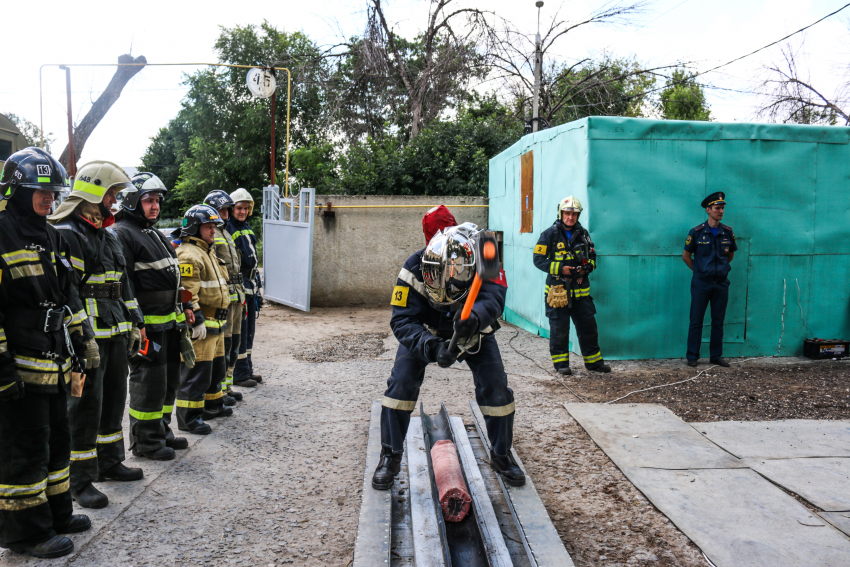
[390,285,409,307]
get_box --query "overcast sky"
[2,0,847,168]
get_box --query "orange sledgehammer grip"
[449,238,497,352]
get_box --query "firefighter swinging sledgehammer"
[372,206,525,491]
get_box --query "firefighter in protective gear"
[533,196,610,375]
[114,172,190,462]
[227,188,261,387]
[175,205,232,434]
[204,190,243,403]
[372,208,525,490]
[0,148,93,559]
[48,161,145,509]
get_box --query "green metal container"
[489,116,850,359]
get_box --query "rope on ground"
[603,357,769,404]
[505,326,588,403]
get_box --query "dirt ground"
[11,303,845,567]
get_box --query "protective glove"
[0,363,25,401]
[435,340,457,368]
[179,327,196,368]
[84,337,100,370]
[127,326,142,358]
[453,311,480,339]
[191,323,207,341]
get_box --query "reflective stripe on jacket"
[53,215,143,339]
[114,214,187,332]
[176,237,230,333]
[212,226,243,304]
[533,220,597,299]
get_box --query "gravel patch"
[295,332,390,363]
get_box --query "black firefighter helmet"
[0,147,68,199]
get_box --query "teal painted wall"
[490,116,850,359]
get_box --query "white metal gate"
[262,185,315,311]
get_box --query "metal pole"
[60,66,76,177]
[270,68,277,188]
[533,1,544,133]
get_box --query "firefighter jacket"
[0,209,92,394]
[52,214,143,339]
[176,236,230,334]
[213,225,243,305]
[114,213,187,332]
[389,249,507,363]
[226,218,261,295]
[533,220,597,299]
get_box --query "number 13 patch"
[390,286,409,307]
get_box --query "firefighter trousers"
[0,388,73,548]
[68,336,128,492]
[177,332,224,429]
[223,301,242,391]
[233,297,256,380]
[128,329,181,454]
[548,297,604,371]
[380,334,515,457]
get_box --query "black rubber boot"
[204,405,233,420]
[490,450,526,487]
[710,357,731,367]
[588,362,611,373]
[72,483,108,509]
[8,535,74,559]
[371,448,403,490]
[250,374,263,383]
[133,446,176,461]
[166,436,189,450]
[557,367,572,376]
[55,514,92,534]
[233,378,257,388]
[99,462,144,482]
[687,359,698,367]
[226,388,243,401]
[222,395,237,407]
[180,418,212,435]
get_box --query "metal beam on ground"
[353,401,392,567]
[470,401,575,567]
[449,416,513,567]
[406,416,447,566]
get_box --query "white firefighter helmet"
[557,195,583,217]
[72,161,134,204]
[421,222,479,310]
[230,187,254,216]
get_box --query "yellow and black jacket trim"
[176,237,230,334]
[533,220,597,305]
[0,210,92,394]
[52,215,143,339]
[212,227,244,304]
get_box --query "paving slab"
[622,467,850,567]
[820,512,850,537]
[748,457,850,512]
[565,403,745,469]
[694,420,850,459]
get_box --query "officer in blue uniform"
[371,207,524,491]
[683,192,737,367]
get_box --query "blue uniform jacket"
[226,218,262,292]
[390,249,507,363]
[684,223,737,280]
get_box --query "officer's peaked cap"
[701,192,726,208]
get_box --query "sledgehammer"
[448,231,500,352]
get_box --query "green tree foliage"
[338,96,521,196]
[657,70,712,121]
[141,22,330,217]
[5,113,55,153]
[544,57,657,125]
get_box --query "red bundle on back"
[430,439,472,522]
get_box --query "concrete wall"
[310,195,489,306]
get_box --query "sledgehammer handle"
[448,274,483,352]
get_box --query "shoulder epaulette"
[720,223,733,232]
[692,223,705,232]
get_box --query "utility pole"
[59,65,76,178]
[532,1,544,133]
